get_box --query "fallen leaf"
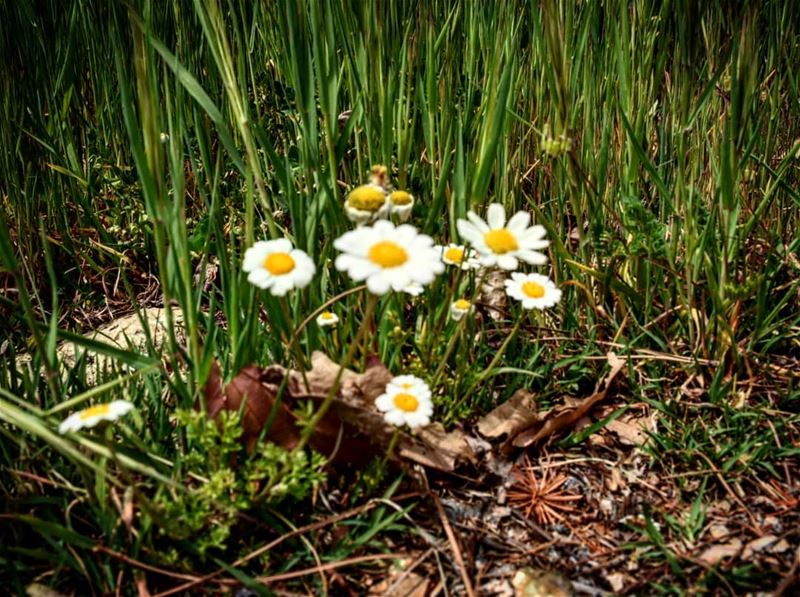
[698,539,742,565]
[400,423,475,471]
[205,352,474,471]
[742,534,785,560]
[604,572,631,592]
[513,353,625,447]
[605,416,649,446]
[512,567,573,597]
[477,389,538,440]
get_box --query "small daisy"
[242,239,316,296]
[504,273,562,310]
[59,400,134,434]
[316,311,339,327]
[376,375,433,429]
[438,243,481,270]
[389,190,414,222]
[450,298,473,321]
[334,220,444,295]
[456,203,549,270]
[344,184,390,224]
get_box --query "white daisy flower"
[334,220,444,296]
[242,238,316,296]
[59,400,134,434]
[316,311,339,327]
[450,298,473,321]
[375,375,433,429]
[344,184,390,224]
[504,273,562,310]
[438,243,481,270]
[389,190,414,222]
[456,203,549,270]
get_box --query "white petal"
[506,211,531,233]
[464,211,487,233]
[497,254,519,270]
[487,203,506,229]
[517,249,548,265]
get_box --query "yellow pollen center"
[80,404,111,420]
[454,299,471,310]
[368,241,408,268]
[390,191,412,206]
[393,392,419,413]
[444,247,465,263]
[348,186,386,211]
[320,312,335,320]
[522,281,546,298]
[484,228,518,254]
[263,252,296,275]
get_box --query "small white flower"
[375,375,433,429]
[438,243,481,270]
[316,311,339,327]
[450,298,473,321]
[504,273,562,310]
[344,184,390,224]
[456,203,549,270]
[59,400,134,434]
[389,190,414,222]
[242,238,316,296]
[334,220,444,295]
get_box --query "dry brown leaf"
[204,361,299,452]
[742,534,788,560]
[399,422,475,471]
[205,352,473,471]
[604,572,631,592]
[605,416,649,446]
[477,389,538,440]
[513,353,625,447]
[699,539,742,565]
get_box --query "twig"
[432,493,476,597]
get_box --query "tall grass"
[2,0,799,592]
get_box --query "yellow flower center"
[368,241,408,268]
[393,392,419,413]
[454,299,471,310]
[79,404,111,420]
[263,252,296,275]
[390,191,413,206]
[522,281,546,298]
[320,311,335,320]
[347,186,386,211]
[484,228,518,254]
[444,247,465,263]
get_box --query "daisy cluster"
[233,166,564,431]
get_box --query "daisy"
[242,238,316,296]
[450,298,473,321]
[59,400,134,434]
[316,311,339,327]
[344,184,390,224]
[389,190,414,222]
[504,273,562,310]
[456,203,549,270]
[334,220,444,295]
[375,375,433,429]
[438,243,481,270]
